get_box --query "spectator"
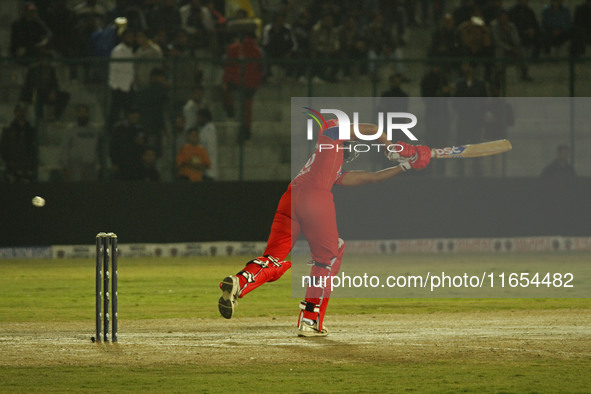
[176,128,211,182]
[540,0,572,55]
[104,0,147,30]
[88,16,127,59]
[183,85,209,132]
[107,28,136,128]
[541,145,575,178]
[292,9,313,80]
[338,15,368,79]
[74,0,106,27]
[572,0,591,56]
[186,5,211,54]
[135,29,163,89]
[205,0,227,56]
[457,16,494,79]
[380,73,409,112]
[167,28,202,96]
[196,108,217,181]
[454,61,488,97]
[173,112,187,154]
[225,7,249,24]
[179,0,215,55]
[433,0,448,22]
[309,14,340,83]
[105,0,128,24]
[452,0,479,27]
[205,1,227,28]
[366,11,391,54]
[0,104,36,183]
[134,146,161,181]
[73,0,107,59]
[224,2,252,22]
[490,10,533,81]
[152,27,171,57]
[421,63,452,176]
[89,16,128,58]
[508,0,541,59]
[258,0,288,23]
[60,104,102,181]
[483,83,514,141]
[421,63,452,98]
[482,0,505,25]
[44,0,77,59]
[403,0,420,27]
[368,38,406,82]
[319,1,345,23]
[428,13,459,68]
[10,3,52,62]
[366,12,407,80]
[145,0,181,39]
[453,62,487,176]
[381,0,407,42]
[167,28,192,58]
[454,68,486,102]
[87,16,129,83]
[262,13,298,80]
[109,107,146,180]
[222,32,264,141]
[136,68,169,156]
[180,0,215,32]
[20,55,71,121]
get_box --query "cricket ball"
[32,196,45,207]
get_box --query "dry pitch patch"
[1,310,590,367]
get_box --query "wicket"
[95,232,118,343]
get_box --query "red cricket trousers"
[237,184,341,298]
[264,185,340,266]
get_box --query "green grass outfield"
[1,253,590,393]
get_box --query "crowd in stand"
[8,0,588,78]
[427,0,591,84]
[2,0,590,182]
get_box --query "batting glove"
[399,145,432,171]
[399,161,412,172]
[388,141,419,162]
[395,141,417,158]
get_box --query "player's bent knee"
[268,260,291,282]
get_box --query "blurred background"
[0,0,590,247]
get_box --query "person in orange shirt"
[176,127,211,181]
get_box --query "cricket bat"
[430,139,512,159]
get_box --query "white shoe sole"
[298,323,328,338]
[218,276,238,319]
[297,330,328,338]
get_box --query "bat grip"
[389,150,437,160]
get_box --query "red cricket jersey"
[292,119,348,191]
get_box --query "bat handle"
[390,150,437,160]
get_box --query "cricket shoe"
[218,275,240,319]
[297,320,328,337]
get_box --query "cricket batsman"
[218,119,431,336]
